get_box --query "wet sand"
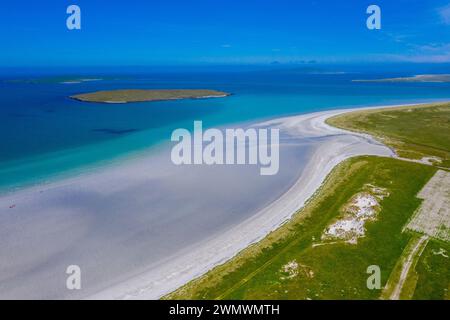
[0,105,396,299]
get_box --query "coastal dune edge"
[88,103,421,300]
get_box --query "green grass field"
[327,103,450,168]
[166,103,449,300]
[167,157,436,299]
[412,240,450,299]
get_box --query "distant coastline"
[70,89,230,104]
[353,74,450,83]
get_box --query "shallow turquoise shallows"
[1,66,450,191]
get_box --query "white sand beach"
[0,104,404,299]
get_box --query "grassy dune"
[166,157,435,299]
[166,103,450,300]
[70,89,229,103]
[326,102,450,300]
[327,102,450,168]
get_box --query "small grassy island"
[70,89,230,103]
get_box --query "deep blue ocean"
[1,64,450,191]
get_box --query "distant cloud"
[385,32,414,44]
[367,41,450,63]
[403,53,450,63]
[379,41,450,63]
[415,42,450,53]
[221,44,232,48]
[375,52,450,63]
[438,4,450,24]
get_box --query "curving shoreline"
[0,103,434,300]
[88,105,402,299]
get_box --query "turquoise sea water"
[1,65,450,191]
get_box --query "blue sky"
[1,0,450,66]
